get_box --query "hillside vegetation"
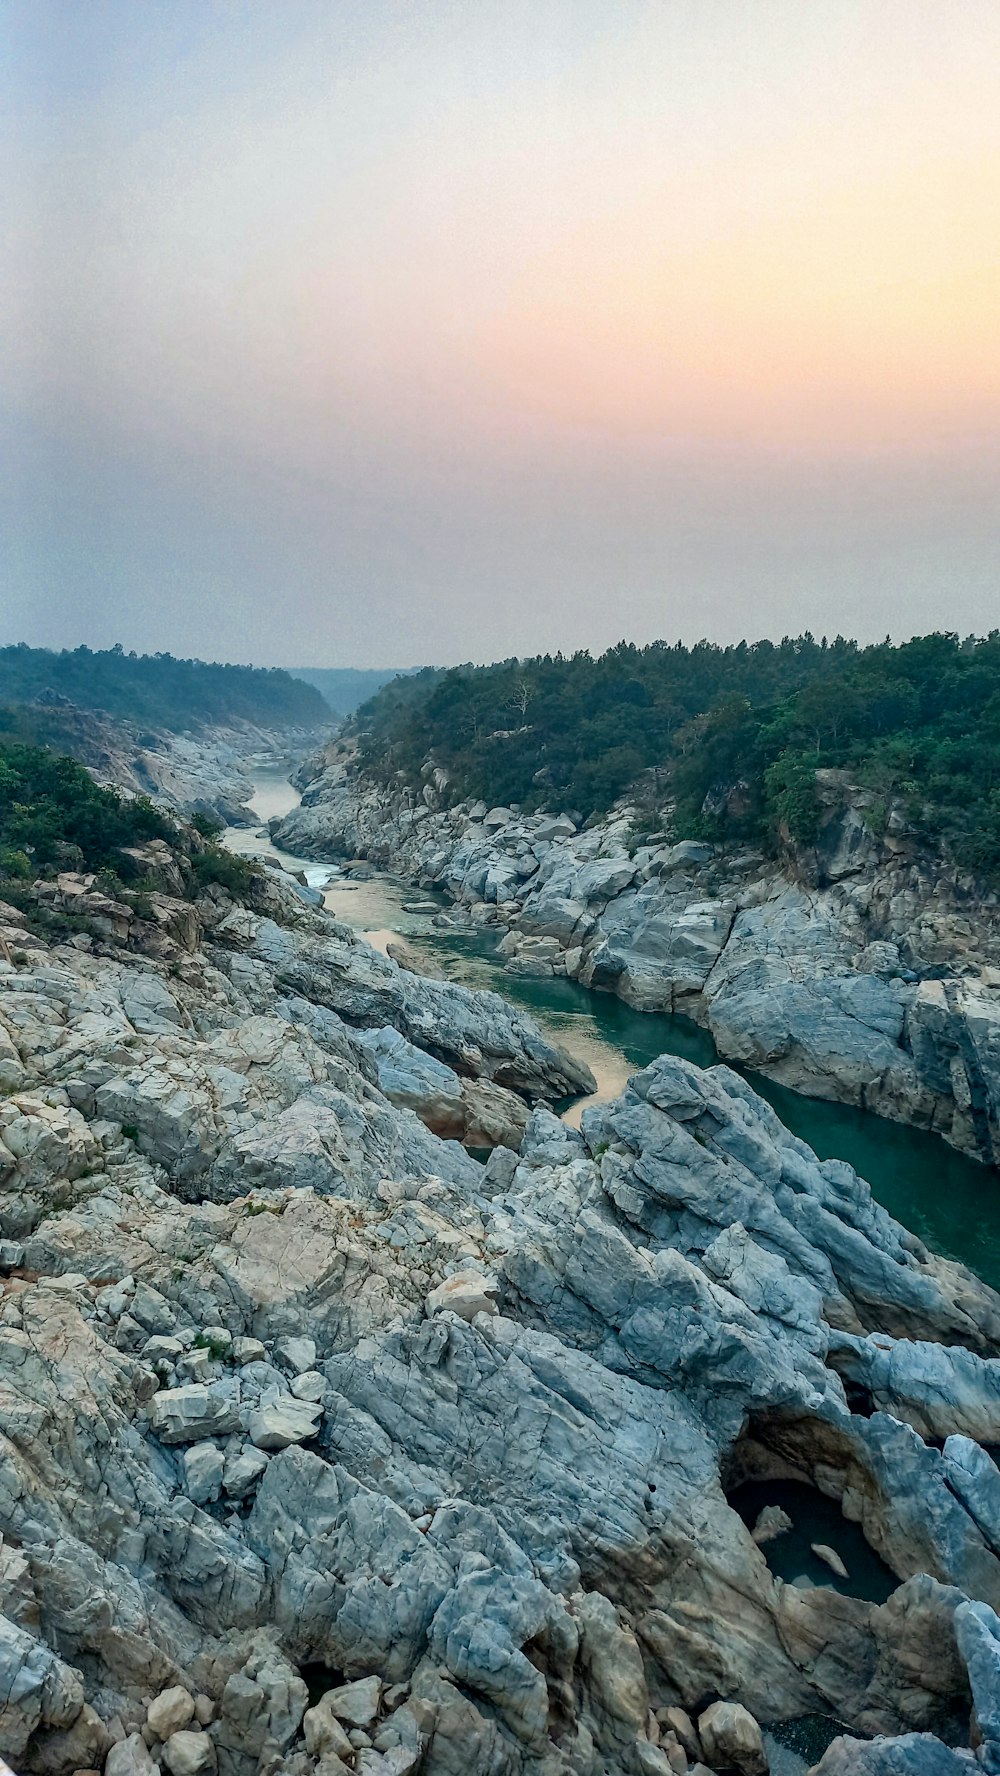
[0,738,259,903]
[354,632,1000,876]
[0,643,331,731]
[0,741,172,877]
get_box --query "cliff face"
[8,698,332,825]
[8,852,1000,1775]
[273,750,1000,1168]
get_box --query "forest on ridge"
[354,632,1000,875]
[0,643,331,732]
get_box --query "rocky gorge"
[5,768,1000,1776]
[14,700,331,831]
[272,748,1000,1171]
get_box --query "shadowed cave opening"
[723,1412,899,1604]
[299,1661,348,1708]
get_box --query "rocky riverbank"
[273,748,1000,1169]
[21,699,333,827]
[5,820,1000,1773]
[119,724,328,827]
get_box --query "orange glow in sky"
[4,1,1000,662]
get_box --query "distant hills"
[289,666,417,718]
[0,644,331,731]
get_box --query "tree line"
[353,632,1000,876]
[0,643,331,731]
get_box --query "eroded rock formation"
[4,858,1000,1775]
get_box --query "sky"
[3,0,999,669]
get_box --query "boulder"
[146,1688,196,1741]
[812,1542,849,1579]
[231,1336,267,1364]
[324,1676,383,1728]
[149,1386,241,1445]
[161,1729,216,1776]
[105,1735,159,1776]
[811,1735,972,1773]
[28,1701,111,1775]
[426,1271,499,1322]
[353,1025,529,1149]
[274,1334,317,1375]
[658,840,714,870]
[532,816,576,841]
[303,1694,355,1760]
[180,1442,225,1505]
[213,1646,307,1768]
[290,1369,326,1402]
[223,1446,270,1499]
[246,1397,323,1450]
[955,1598,1000,1764]
[697,1701,768,1775]
[752,1506,793,1545]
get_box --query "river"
[227,770,1000,1289]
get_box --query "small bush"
[188,847,260,898]
[94,868,131,903]
[0,847,31,880]
[628,810,666,839]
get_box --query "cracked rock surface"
[4,863,1000,1775]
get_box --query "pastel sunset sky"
[4,1,999,665]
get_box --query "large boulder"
[811,1735,974,1773]
[149,1385,241,1444]
[697,1701,768,1775]
[353,1026,529,1149]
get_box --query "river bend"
[227,770,1000,1288]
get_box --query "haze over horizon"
[4,1,999,669]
